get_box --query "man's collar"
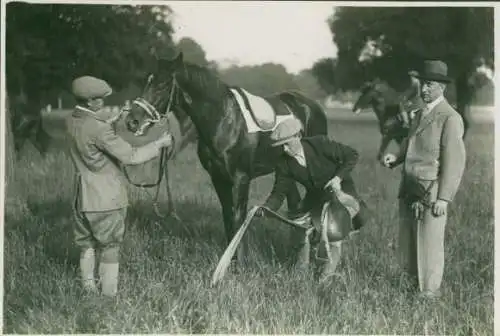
[74,105,109,122]
[424,95,444,115]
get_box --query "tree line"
[6,4,494,136]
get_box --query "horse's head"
[352,80,385,115]
[126,52,188,136]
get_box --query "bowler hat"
[414,60,452,83]
[270,118,303,147]
[72,76,113,100]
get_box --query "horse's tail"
[280,90,328,137]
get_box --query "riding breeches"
[74,208,127,263]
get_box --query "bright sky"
[167,1,338,74]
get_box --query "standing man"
[259,118,367,282]
[383,60,466,298]
[67,76,172,297]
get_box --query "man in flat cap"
[383,60,466,299]
[67,76,173,297]
[259,117,367,282]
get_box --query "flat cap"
[270,117,303,147]
[72,76,113,100]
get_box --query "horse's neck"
[180,89,242,148]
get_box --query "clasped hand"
[432,199,448,217]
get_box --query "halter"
[132,75,179,136]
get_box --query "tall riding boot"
[80,247,98,293]
[294,228,313,273]
[99,263,119,297]
[352,200,369,231]
[317,241,343,283]
[98,246,120,297]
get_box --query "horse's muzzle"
[126,116,139,133]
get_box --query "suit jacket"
[396,98,466,202]
[66,106,163,211]
[263,135,359,211]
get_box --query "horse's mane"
[178,62,229,98]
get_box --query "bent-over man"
[259,118,368,282]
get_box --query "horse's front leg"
[210,170,251,264]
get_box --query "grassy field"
[3,107,494,334]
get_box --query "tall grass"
[3,115,493,334]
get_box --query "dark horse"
[125,52,328,257]
[351,77,423,162]
[352,69,476,163]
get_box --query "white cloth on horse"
[230,88,298,133]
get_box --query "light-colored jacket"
[66,106,163,211]
[396,99,466,202]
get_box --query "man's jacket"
[66,106,162,211]
[396,98,466,202]
[263,135,359,212]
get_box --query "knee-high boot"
[317,240,343,282]
[98,246,120,297]
[294,227,314,272]
[80,247,98,293]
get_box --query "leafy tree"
[293,69,328,102]
[6,3,178,157]
[6,3,176,109]
[311,58,337,95]
[219,63,299,96]
[321,7,494,112]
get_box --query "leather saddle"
[231,87,293,131]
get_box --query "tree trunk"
[4,95,29,220]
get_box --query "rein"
[121,76,179,217]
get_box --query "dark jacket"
[263,135,359,212]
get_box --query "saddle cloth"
[230,87,295,133]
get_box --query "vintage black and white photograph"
[2,1,495,334]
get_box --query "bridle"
[131,74,179,136]
[119,73,181,217]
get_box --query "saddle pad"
[112,112,182,186]
[230,88,277,131]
